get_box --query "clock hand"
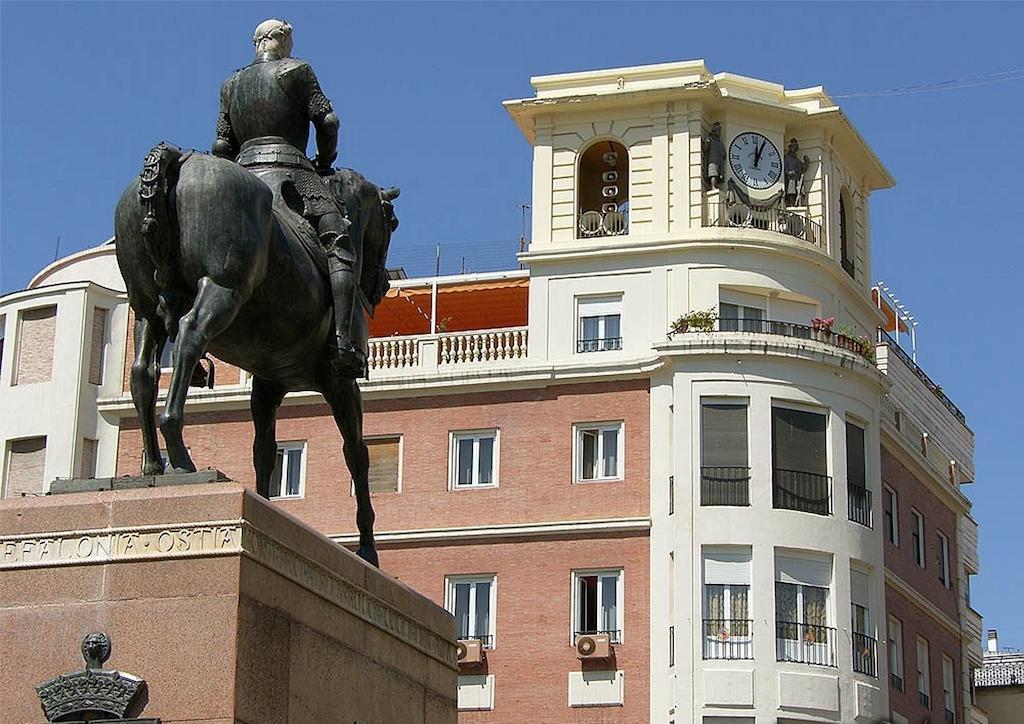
[754,140,766,167]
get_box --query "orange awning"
[370,278,529,337]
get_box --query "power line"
[835,67,1024,99]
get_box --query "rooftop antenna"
[519,203,530,269]
[435,243,441,277]
[53,235,61,262]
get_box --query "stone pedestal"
[0,481,458,724]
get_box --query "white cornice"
[884,568,962,638]
[880,424,972,514]
[329,516,652,547]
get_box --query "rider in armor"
[212,18,363,377]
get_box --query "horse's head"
[327,169,400,308]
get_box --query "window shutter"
[367,438,400,493]
[14,306,57,385]
[850,568,870,607]
[846,421,866,488]
[775,552,832,587]
[704,548,751,585]
[80,438,99,479]
[88,308,108,385]
[772,407,827,474]
[578,296,621,317]
[4,437,47,496]
[702,404,748,467]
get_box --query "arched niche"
[577,139,629,238]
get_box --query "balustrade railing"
[776,621,837,666]
[439,328,528,364]
[852,632,877,676]
[706,201,821,245]
[877,329,967,425]
[368,335,420,369]
[703,619,753,659]
[700,466,750,506]
[773,468,832,516]
[848,484,872,528]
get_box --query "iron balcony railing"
[574,628,621,643]
[848,484,872,528]
[852,632,878,677]
[876,329,966,425]
[700,466,751,506]
[459,633,494,648]
[578,209,629,238]
[683,318,874,361]
[773,468,832,516]
[776,621,837,667]
[577,337,623,353]
[703,619,753,660]
[706,201,822,245]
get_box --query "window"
[772,406,830,515]
[577,140,629,238]
[450,431,497,488]
[573,569,623,643]
[703,547,752,659]
[911,510,926,567]
[3,436,47,497]
[937,531,951,587]
[13,305,57,385]
[80,438,99,479]
[917,637,931,708]
[269,442,305,499]
[159,337,175,369]
[575,422,623,482]
[447,576,496,648]
[719,302,765,332]
[889,617,905,691]
[846,421,870,527]
[775,552,834,666]
[850,568,876,676]
[367,436,401,494]
[883,485,899,545]
[577,296,622,353]
[88,307,108,385]
[942,655,956,720]
[839,191,855,278]
[0,314,6,373]
[701,401,750,506]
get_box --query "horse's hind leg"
[130,316,168,475]
[159,276,242,472]
[251,377,286,499]
[322,376,378,567]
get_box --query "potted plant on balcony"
[671,308,717,335]
[811,316,835,342]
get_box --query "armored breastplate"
[227,59,311,152]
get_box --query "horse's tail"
[138,142,187,336]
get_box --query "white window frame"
[448,430,499,489]
[917,636,931,705]
[573,421,624,482]
[911,509,926,568]
[883,485,899,546]
[576,295,623,353]
[889,616,904,691]
[446,574,497,649]
[937,531,951,588]
[942,654,955,713]
[270,441,306,500]
[571,568,624,644]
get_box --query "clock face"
[729,132,782,190]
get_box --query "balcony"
[368,327,528,372]
[675,318,875,362]
[703,619,753,659]
[700,466,750,506]
[705,200,822,246]
[852,632,877,676]
[773,468,832,516]
[877,330,966,425]
[578,209,629,239]
[574,628,621,644]
[577,337,622,353]
[847,484,872,528]
[776,621,837,666]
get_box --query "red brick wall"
[117,379,650,535]
[886,584,962,722]
[881,445,959,621]
[385,534,649,723]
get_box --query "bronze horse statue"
[114,144,398,567]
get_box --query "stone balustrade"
[368,327,529,373]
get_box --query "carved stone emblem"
[35,632,147,722]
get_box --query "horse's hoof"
[356,545,380,568]
[142,463,165,476]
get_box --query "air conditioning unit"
[457,638,483,665]
[576,633,612,659]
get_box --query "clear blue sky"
[2,2,1022,645]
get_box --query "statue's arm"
[212,80,238,159]
[287,62,339,170]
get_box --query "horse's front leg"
[251,377,286,498]
[159,277,242,472]
[322,375,378,567]
[129,316,168,475]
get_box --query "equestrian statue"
[114,19,398,566]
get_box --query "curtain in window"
[285,449,302,496]
[731,586,750,635]
[581,316,600,341]
[457,438,474,485]
[705,584,724,621]
[776,581,798,639]
[772,407,827,474]
[600,575,617,633]
[454,582,471,639]
[474,580,491,640]
[702,404,749,468]
[603,314,621,341]
[803,586,828,628]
